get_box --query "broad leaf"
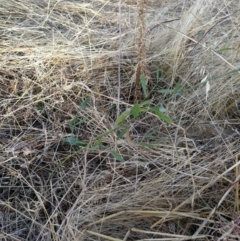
[173,83,182,93]
[159,103,166,113]
[110,151,125,162]
[140,74,147,97]
[64,136,87,146]
[70,116,79,132]
[158,89,173,94]
[80,96,90,109]
[117,129,126,139]
[115,109,131,125]
[150,107,173,123]
[139,99,152,107]
[131,104,141,118]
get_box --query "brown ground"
[1,1,240,240]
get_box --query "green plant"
[116,93,172,126]
[64,97,90,147]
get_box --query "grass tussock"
[1,0,240,240]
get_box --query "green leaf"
[110,150,125,162]
[139,99,152,107]
[131,104,141,118]
[115,109,131,125]
[150,107,173,123]
[90,145,98,151]
[218,47,233,53]
[78,116,88,125]
[140,74,147,97]
[70,116,79,126]
[69,116,88,132]
[117,129,126,139]
[158,83,182,96]
[89,139,102,151]
[159,103,166,113]
[80,96,90,109]
[130,104,148,119]
[70,116,79,132]
[97,138,102,146]
[64,136,87,146]
[173,83,182,93]
[158,89,174,94]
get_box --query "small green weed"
[64,97,90,147]
[110,150,125,162]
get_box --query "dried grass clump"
[1,0,240,240]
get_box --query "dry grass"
[1,0,240,240]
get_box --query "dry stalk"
[135,0,149,103]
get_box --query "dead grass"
[1,0,240,240]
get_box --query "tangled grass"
[1,0,240,240]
